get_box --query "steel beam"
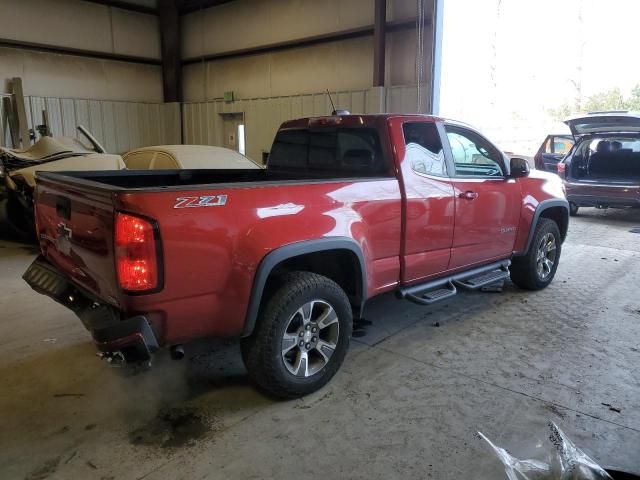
[81,0,157,15]
[373,0,386,87]
[182,18,428,66]
[0,38,161,65]
[178,0,235,15]
[158,0,182,102]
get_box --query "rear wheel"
[241,272,352,399]
[510,218,561,290]
[569,202,579,216]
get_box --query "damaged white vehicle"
[1,127,124,236]
[1,127,261,237]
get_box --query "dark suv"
[558,111,640,215]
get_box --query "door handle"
[458,190,478,200]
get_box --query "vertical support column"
[430,0,444,114]
[11,78,30,147]
[373,0,386,87]
[158,0,182,103]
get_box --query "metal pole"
[373,0,387,87]
[430,0,444,114]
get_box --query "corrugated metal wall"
[183,89,372,162]
[1,97,181,154]
[2,85,428,161]
[183,84,429,163]
[386,84,431,115]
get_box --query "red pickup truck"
[23,114,569,398]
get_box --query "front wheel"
[241,272,352,398]
[510,218,561,290]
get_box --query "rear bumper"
[565,181,640,208]
[23,256,159,364]
[567,194,640,208]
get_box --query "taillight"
[557,162,566,176]
[115,212,160,292]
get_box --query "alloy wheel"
[281,300,340,378]
[536,232,557,280]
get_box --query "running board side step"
[453,265,510,290]
[405,281,457,305]
[397,260,511,306]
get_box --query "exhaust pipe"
[170,345,184,360]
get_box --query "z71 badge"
[174,195,228,209]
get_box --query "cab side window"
[445,126,504,177]
[402,122,447,177]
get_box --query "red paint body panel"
[33,114,567,348]
[449,177,521,269]
[387,117,456,283]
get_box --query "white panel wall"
[182,84,427,163]
[180,0,434,160]
[386,84,431,114]
[0,48,163,102]
[181,0,432,102]
[182,0,415,59]
[0,0,162,102]
[183,29,427,103]
[183,89,372,162]
[110,8,162,59]
[183,36,378,102]
[0,0,160,59]
[1,96,180,153]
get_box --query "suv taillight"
[557,162,566,176]
[115,212,159,292]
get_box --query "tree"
[583,88,625,112]
[625,85,640,111]
[547,84,640,121]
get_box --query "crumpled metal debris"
[479,422,613,480]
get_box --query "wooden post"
[373,0,386,87]
[11,78,30,148]
[158,0,182,103]
[3,97,19,148]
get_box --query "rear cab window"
[268,128,390,177]
[402,122,447,177]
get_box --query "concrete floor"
[1,208,639,480]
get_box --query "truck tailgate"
[35,175,121,306]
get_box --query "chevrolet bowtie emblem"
[57,222,73,240]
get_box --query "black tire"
[569,202,579,216]
[510,218,561,290]
[241,272,352,399]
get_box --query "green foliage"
[548,85,640,121]
[583,88,625,112]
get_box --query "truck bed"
[37,168,390,191]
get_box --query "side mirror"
[510,157,530,178]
